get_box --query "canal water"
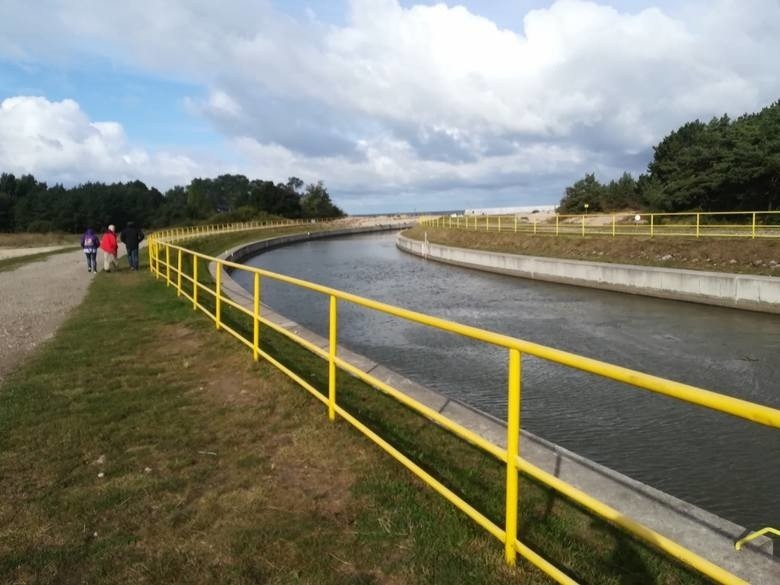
[232,232,780,530]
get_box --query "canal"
[232,231,780,530]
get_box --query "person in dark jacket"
[80,227,99,273]
[120,221,145,271]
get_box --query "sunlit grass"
[0,229,709,584]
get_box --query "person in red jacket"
[99,224,119,272]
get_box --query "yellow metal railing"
[151,218,312,242]
[148,223,780,585]
[422,210,780,239]
[735,527,779,551]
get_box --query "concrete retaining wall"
[223,224,411,265]
[397,235,780,314]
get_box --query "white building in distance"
[464,205,557,215]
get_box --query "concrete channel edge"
[396,234,780,315]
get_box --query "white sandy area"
[332,216,419,227]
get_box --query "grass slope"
[0,228,710,584]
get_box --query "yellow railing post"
[533,219,537,235]
[696,213,700,238]
[192,256,198,310]
[581,214,585,237]
[165,245,171,286]
[650,214,654,238]
[215,261,222,330]
[253,272,261,361]
[176,249,183,296]
[514,216,517,233]
[555,214,559,236]
[498,216,501,232]
[752,212,756,239]
[505,348,521,565]
[328,295,337,421]
[612,215,616,237]
[149,239,160,279]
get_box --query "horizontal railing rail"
[151,218,325,242]
[422,210,780,239]
[148,222,779,584]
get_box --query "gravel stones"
[0,249,92,385]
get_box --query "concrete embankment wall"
[397,235,780,314]
[212,227,778,583]
[223,224,411,264]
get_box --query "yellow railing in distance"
[422,210,780,239]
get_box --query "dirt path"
[0,248,94,385]
[0,245,71,260]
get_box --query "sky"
[0,1,778,214]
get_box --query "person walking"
[80,227,99,273]
[99,224,119,272]
[120,221,145,271]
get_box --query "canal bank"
[211,228,778,584]
[396,234,780,314]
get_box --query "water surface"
[232,232,780,529]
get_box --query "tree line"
[558,100,780,214]
[0,173,344,233]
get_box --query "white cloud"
[0,96,204,187]
[233,133,584,208]
[1,1,779,211]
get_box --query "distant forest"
[558,100,780,214]
[0,174,344,233]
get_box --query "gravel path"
[0,248,94,385]
[0,245,71,260]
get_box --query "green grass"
[0,246,79,272]
[0,228,712,584]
